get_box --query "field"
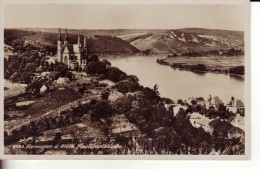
[164,55,244,70]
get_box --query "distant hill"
[4,28,244,55]
[4,29,140,55]
[118,28,244,54]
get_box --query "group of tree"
[229,66,244,75]
[5,50,43,83]
[181,48,244,57]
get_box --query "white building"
[226,99,245,114]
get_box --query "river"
[106,55,244,104]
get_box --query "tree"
[142,87,160,102]
[86,61,107,75]
[191,100,197,106]
[44,118,51,130]
[112,95,136,114]
[229,66,244,75]
[87,55,99,63]
[102,59,111,67]
[107,67,127,82]
[9,72,21,83]
[20,72,32,84]
[126,75,139,83]
[91,100,113,119]
[26,79,44,93]
[113,79,140,94]
[44,61,50,70]
[54,132,62,140]
[153,84,160,97]
[101,91,110,100]
[177,99,184,105]
[65,71,74,81]
[29,50,40,62]
[24,63,38,72]
[56,62,68,76]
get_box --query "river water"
[106,55,244,104]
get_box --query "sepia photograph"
[1,0,250,159]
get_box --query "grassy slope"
[118,28,244,54]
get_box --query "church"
[55,28,88,70]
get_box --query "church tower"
[77,34,81,65]
[64,28,69,45]
[83,35,88,66]
[57,28,63,62]
[84,35,87,52]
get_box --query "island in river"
[156,55,244,76]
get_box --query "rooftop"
[212,96,223,105]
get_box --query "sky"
[4,4,245,31]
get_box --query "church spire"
[78,33,80,46]
[64,28,68,45]
[84,35,87,49]
[58,27,62,41]
[65,28,68,41]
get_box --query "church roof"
[236,100,244,107]
[196,97,205,102]
[62,44,74,54]
[212,96,223,105]
[61,44,81,54]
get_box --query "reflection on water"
[107,55,244,103]
[191,71,207,76]
[229,74,245,82]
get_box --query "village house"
[61,134,74,144]
[41,71,50,78]
[54,77,70,86]
[206,95,224,110]
[45,56,56,65]
[226,99,245,115]
[172,104,189,116]
[40,85,48,93]
[189,112,213,135]
[186,97,194,106]
[195,97,206,107]
[35,136,55,145]
[186,97,205,107]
